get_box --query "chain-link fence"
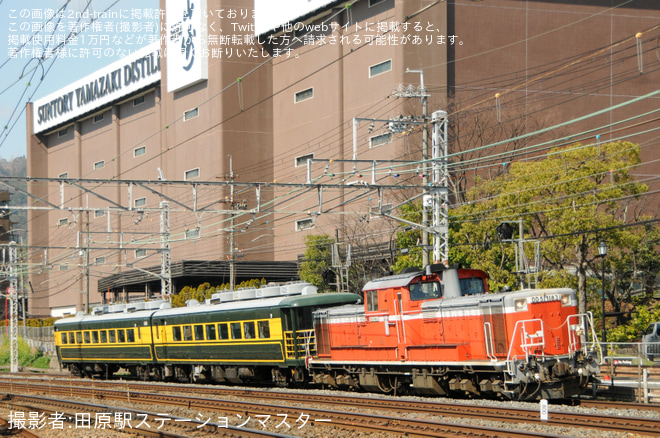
[0,326,55,354]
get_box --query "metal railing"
[284,329,317,360]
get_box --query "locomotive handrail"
[567,313,602,362]
[483,322,497,361]
[505,319,545,376]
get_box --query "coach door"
[153,319,167,360]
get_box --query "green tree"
[170,279,266,307]
[298,234,334,292]
[453,141,653,316]
[392,201,424,273]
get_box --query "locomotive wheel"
[152,366,162,381]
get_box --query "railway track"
[0,376,659,437]
[0,393,291,438]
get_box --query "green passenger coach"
[54,300,169,379]
[54,282,360,386]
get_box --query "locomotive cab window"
[409,281,442,301]
[366,290,378,311]
[100,330,107,343]
[231,322,242,339]
[60,333,67,344]
[194,325,204,341]
[244,322,255,339]
[258,321,270,338]
[219,323,229,340]
[460,277,486,296]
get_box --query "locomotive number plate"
[527,295,560,304]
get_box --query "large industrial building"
[26,0,660,317]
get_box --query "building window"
[295,153,314,167]
[134,197,146,208]
[369,0,386,6]
[184,168,200,180]
[294,88,313,103]
[94,209,105,218]
[369,132,392,148]
[183,107,199,121]
[93,113,104,123]
[95,256,105,265]
[58,172,68,179]
[133,95,145,106]
[296,218,315,231]
[59,264,68,271]
[134,146,146,157]
[370,59,392,77]
[58,218,69,226]
[94,160,105,170]
[58,127,68,137]
[135,248,147,258]
[185,228,200,239]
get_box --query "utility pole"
[160,201,171,297]
[395,69,430,265]
[8,241,18,373]
[228,156,235,291]
[85,210,90,313]
[431,110,449,266]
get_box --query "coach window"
[109,330,116,343]
[75,332,82,344]
[60,333,68,344]
[172,326,182,341]
[118,329,126,343]
[243,322,255,339]
[366,290,378,311]
[231,322,242,339]
[206,324,217,341]
[194,325,204,341]
[258,321,270,339]
[69,333,76,344]
[92,331,99,343]
[84,332,91,344]
[218,323,229,340]
[127,329,135,343]
[100,330,107,343]
[183,325,193,341]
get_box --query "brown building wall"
[27,0,660,316]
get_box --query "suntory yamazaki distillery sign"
[33,42,161,135]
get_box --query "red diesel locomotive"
[308,266,600,400]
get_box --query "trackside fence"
[0,326,55,354]
[597,342,660,403]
